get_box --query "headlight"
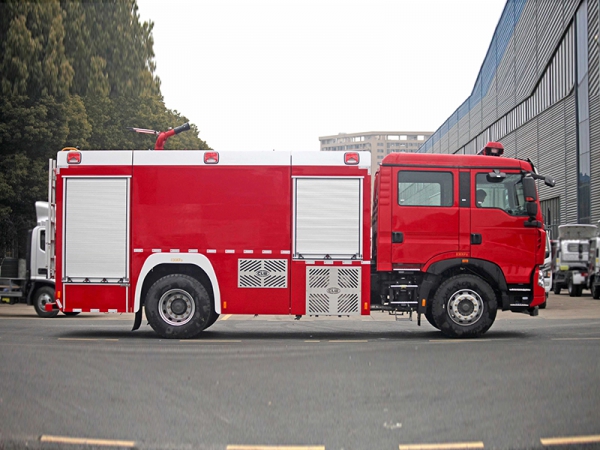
[538,269,545,287]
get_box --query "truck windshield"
[475,173,528,216]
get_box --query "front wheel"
[593,285,600,300]
[145,274,212,339]
[32,286,59,318]
[431,274,497,338]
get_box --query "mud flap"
[132,308,143,331]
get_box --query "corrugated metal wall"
[420,0,598,225]
[589,0,600,224]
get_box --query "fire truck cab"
[370,150,550,337]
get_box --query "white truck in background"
[587,222,600,299]
[0,202,66,317]
[552,224,597,297]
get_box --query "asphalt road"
[1,293,599,450]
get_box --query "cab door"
[390,168,460,266]
[469,170,538,284]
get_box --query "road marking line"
[179,339,242,343]
[551,337,600,341]
[221,314,233,321]
[329,339,369,343]
[304,340,320,343]
[399,442,484,449]
[40,435,135,447]
[57,338,119,342]
[227,446,325,450]
[541,434,600,446]
[428,340,486,343]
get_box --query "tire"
[593,286,600,300]
[574,285,583,297]
[145,274,212,339]
[424,308,440,329]
[568,279,577,297]
[431,274,497,338]
[62,311,80,316]
[553,282,561,295]
[33,286,59,318]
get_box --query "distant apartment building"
[319,131,433,177]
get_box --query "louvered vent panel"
[238,259,288,288]
[306,266,361,315]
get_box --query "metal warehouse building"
[420,0,598,238]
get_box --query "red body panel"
[131,165,292,314]
[54,151,371,316]
[64,284,128,312]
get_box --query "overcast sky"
[137,0,507,152]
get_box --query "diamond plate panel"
[238,259,287,288]
[306,266,361,315]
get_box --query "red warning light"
[204,152,219,164]
[478,142,504,157]
[344,152,359,165]
[67,152,81,164]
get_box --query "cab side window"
[397,171,453,207]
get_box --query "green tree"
[0,0,209,258]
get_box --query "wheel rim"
[447,289,484,326]
[37,292,52,309]
[158,289,195,326]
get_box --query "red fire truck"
[45,134,554,339]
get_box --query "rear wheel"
[431,274,497,338]
[593,285,600,300]
[567,279,583,297]
[145,274,212,339]
[32,286,59,318]
[553,282,561,295]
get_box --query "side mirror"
[522,176,537,201]
[526,202,538,217]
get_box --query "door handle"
[392,232,404,243]
[471,233,482,245]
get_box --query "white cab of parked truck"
[553,224,597,297]
[0,201,58,317]
[587,221,600,299]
